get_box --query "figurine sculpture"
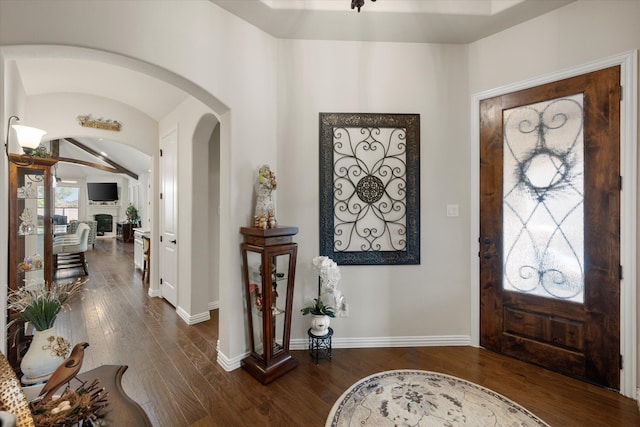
[254,164,277,229]
[19,208,35,235]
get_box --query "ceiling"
[14,59,189,180]
[210,0,575,44]
[13,0,574,180]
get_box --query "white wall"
[159,97,219,323]
[208,124,221,310]
[1,0,638,389]
[129,173,151,229]
[0,56,28,353]
[24,92,153,225]
[25,93,158,155]
[278,40,471,342]
[0,0,279,363]
[468,0,640,94]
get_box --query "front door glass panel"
[502,93,584,303]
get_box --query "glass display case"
[240,226,298,384]
[7,155,57,370]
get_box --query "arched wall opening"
[1,45,230,359]
[188,114,221,317]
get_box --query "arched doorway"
[1,45,229,356]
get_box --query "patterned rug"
[326,370,550,426]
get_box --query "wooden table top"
[78,365,151,426]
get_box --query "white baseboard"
[219,335,471,370]
[636,387,640,410]
[291,334,471,351]
[216,340,249,371]
[147,287,160,298]
[208,300,219,311]
[176,306,210,325]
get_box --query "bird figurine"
[35,342,89,407]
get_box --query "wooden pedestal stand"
[240,226,299,384]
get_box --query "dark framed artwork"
[319,113,420,265]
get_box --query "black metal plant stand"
[308,327,333,364]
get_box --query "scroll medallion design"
[320,113,420,265]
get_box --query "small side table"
[308,327,333,364]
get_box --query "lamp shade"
[12,125,46,149]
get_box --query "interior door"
[479,66,621,389]
[160,128,178,307]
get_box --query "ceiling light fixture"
[4,115,47,166]
[351,0,376,12]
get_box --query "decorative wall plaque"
[77,115,122,132]
[319,113,420,265]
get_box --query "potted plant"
[26,144,50,158]
[301,256,344,335]
[126,203,140,225]
[7,278,87,381]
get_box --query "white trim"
[290,335,471,351]
[619,50,638,400]
[470,50,638,398]
[216,340,248,371]
[208,300,219,311]
[176,306,211,325]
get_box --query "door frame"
[470,50,638,398]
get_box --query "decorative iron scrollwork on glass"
[503,94,585,302]
[320,113,420,265]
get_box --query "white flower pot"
[20,326,70,383]
[310,314,330,336]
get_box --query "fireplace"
[94,214,113,235]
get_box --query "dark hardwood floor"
[54,238,640,426]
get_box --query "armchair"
[66,220,97,248]
[53,222,90,276]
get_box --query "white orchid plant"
[301,256,345,318]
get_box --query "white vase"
[20,326,69,383]
[310,314,330,336]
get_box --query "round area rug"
[326,370,550,426]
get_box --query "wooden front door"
[479,66,621,389]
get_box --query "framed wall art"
[319,113,420,265]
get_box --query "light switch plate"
[446,204,459,217]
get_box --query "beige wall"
[469,1,640,93]
[277,39,471,341]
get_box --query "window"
[54,186,80,224]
